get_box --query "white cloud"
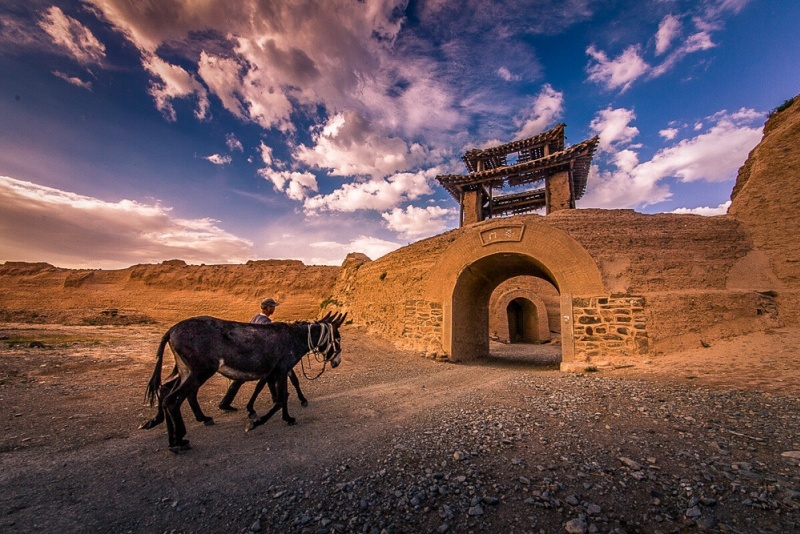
[382,205,456,240]
[635,110,763,184]
[655,14,681,55]
[258,142,274,167]
[197,51,248,120]
[258,168,319,202]
[659,127,679,140]
[205,154,232,165]
[497,66,520,82]
[672,201,731,216]
[38,6,105,65]
[226,133,243,152]
[0,175,253,269]
[304,170,435,213]
[589,107,640,152]
[294,111,430,179]
[514,84,564,138]
[586,44,649,92]
[650,30,715,78]
[308,235,402,264]
[52,71,92,90]
[580,108,763,209]
[143,53,209,121]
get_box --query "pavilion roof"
[462,123,566,173]
[437,135,600,201]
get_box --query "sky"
[1,0,798,269]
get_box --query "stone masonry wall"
[572,295,649,363]
[401,300,444,358]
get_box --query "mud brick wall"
[572,295,649,362]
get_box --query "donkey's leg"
[288,368,308,407]
[188,389,214,426]
[218,380,244,411]
[245,378,268,419]
[163,374,207,452]
[276,374,296,426]
[139,376,179,430]
[246,375,292,432]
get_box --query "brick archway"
[424,219,606,365]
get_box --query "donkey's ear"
[335,312,348,327]
[320,311,333,323]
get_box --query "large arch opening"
[450,252,560,361]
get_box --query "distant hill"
[0,259,339,325]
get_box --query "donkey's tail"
[145,329,172,406]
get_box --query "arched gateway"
[425,219,606,370]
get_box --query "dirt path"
[1,324,799,532]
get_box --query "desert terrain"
[1,320,799,533]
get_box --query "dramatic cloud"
[38,6,105,65]
[304,170,435,213]
[514,84,564,138]
[586,45,649,92]
[143,53,209,121]
[0,175,254,269]
[294,112,423,180]
[382,205,455,240]
[581,108,763,209]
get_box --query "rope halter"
[301,322,339,379]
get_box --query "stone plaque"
[479,224,525,246]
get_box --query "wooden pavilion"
[436,124,599,226]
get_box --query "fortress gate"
[424,219,608,370]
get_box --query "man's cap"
[261,298,279,308]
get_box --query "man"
[218,298,308,412]
[251,297,278,324]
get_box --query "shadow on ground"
[477,340,562,369]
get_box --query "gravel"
[239,374,800,533]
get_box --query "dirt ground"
[1,322,799,533]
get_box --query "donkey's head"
[317,312,348,368]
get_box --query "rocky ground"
[1,323,799,533]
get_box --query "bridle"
[300,322,340,380]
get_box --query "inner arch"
[451,252,558,360]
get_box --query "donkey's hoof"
[245,421,256,432]
[247,411,259,421]
[300,400,309,407]
[139,420,156,430]
[202,418,215,426]
[218,404,237,412]
[169,442,192,454]
[286,417,296,426]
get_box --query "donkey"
[138,367,307,430]
[143,312,346,452]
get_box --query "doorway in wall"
[486,273,561,366]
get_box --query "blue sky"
[1,0,798,268]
